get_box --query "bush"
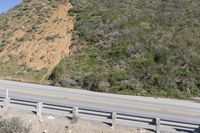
[0,117,30,133]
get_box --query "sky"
[0,0,22,13]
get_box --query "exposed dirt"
[0,108,153,133]
[0,2,74,72]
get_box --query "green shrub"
[0,117,30,133]
[50,0,200,99]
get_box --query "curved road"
[0,79,199,124]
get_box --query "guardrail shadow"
[193,126,200,133]
[174,125,200,133]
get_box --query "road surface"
[0,79,199,124]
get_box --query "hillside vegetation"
[51,0,200,98]
[0,0,200,99]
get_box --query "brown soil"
[0,2,74,72]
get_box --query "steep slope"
[0,0,200,99]
[0,0,74,82]
[51,0,200,98]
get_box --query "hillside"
[0,0,200,99]
[0,0,74,82]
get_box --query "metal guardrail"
[0,96,199,133]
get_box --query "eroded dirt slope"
[0,0,74,82]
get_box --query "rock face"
[0,0,74,82]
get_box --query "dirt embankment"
[0,108,152,133]
[0,2,74,81]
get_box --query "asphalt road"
[0,79,199,124]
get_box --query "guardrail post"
[36,102,43,118]
[3,97,10,111]
[72,107,79,123]
[112,112,117,128]
[156,118,160,133]
[6,89,9,99]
